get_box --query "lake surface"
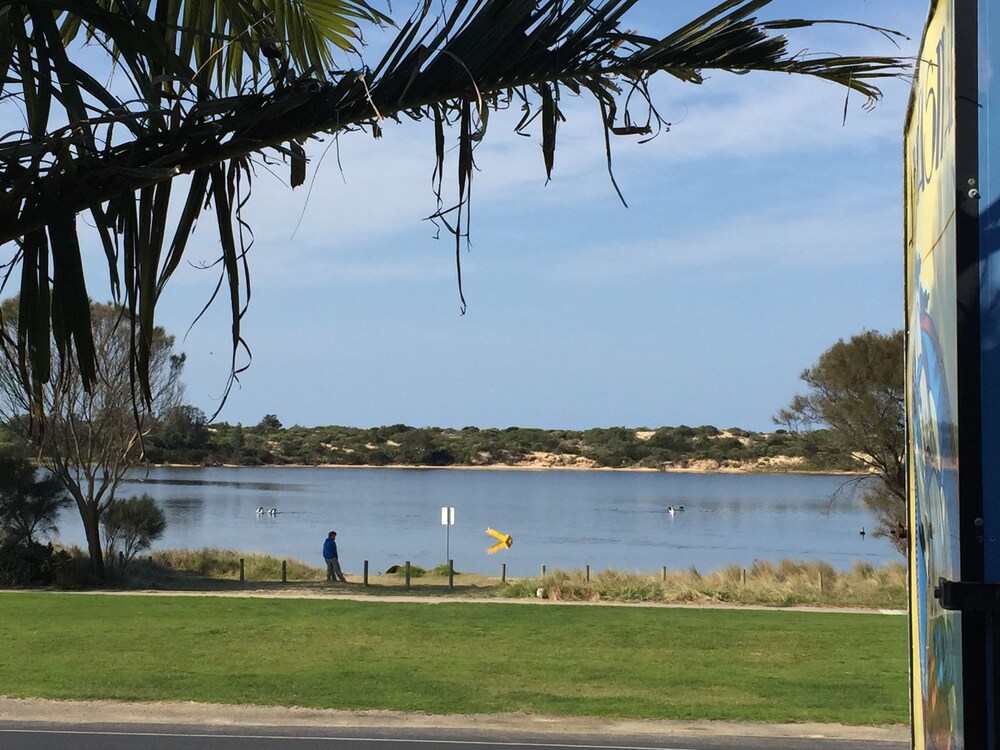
[52,466,897,577]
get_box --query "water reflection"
[128,476,306,492]
[160,498,205,529]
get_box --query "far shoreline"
[154,462,867,478]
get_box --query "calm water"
[52,467,896,576]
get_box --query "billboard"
[978,0,1000,587]
[905,1,964,747]
[905,0,998,747]
[975,7,1000,745]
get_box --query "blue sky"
[90,1,928,432]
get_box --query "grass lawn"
[0,592,908,725]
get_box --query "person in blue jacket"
[323,530,347,582]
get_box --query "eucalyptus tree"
[776,330,906,552]
[0,0,909,423]
[0,299,185,577]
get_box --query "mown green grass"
[0,592,907,725]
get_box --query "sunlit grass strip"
[130,549,907,609]
[0,592,906,725]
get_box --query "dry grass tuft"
[104,548,905,609]
[497,559,906,609]
[146,548,323,583]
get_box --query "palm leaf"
[0,0,909,420]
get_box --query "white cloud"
[533,192,901,284]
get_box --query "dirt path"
[36,584,906,615]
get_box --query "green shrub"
[44,548,93,589]
[102,494,167,573]
[0,541,89,588]
[0,540,52,585]
[396,564,426,578]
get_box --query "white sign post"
[441,506,455,563]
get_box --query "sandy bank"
[162,459,864,476]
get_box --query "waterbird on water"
[256,507,265,515]
[268,508,277,515]
[860,527,866,538]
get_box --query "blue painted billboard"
[907,1,1000,746]
[976,1,1000,744]
[979,0,1000,585]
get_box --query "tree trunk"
[81,503,105,580]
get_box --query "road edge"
[0,696,909,743]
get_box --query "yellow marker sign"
[485,527,513,554]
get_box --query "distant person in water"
[323,530,347,583]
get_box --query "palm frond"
[0,0,910,422]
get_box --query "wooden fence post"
[448,559,454,590]
[541,564,546,577]
[364,560,369,587]
[661,566,666,582]
[741,568,747,586]
[281,560,287,583]
[501,563,506,583]
[405,561,411,589]
[585,565,590,583]
[239,558,245,582]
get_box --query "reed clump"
[147,548,324,582]
[497,559,907,609]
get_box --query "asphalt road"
[0,722,909,750]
